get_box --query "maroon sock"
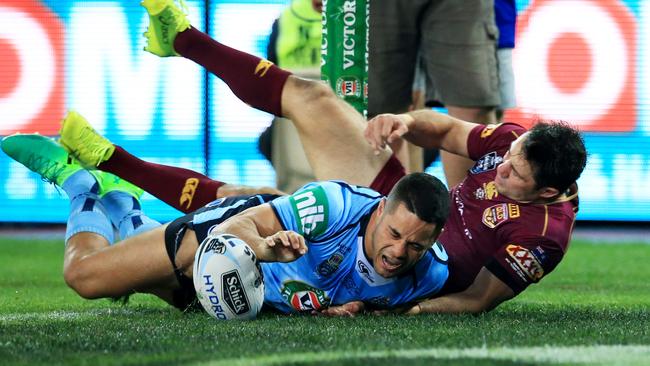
[98,146,224,213]
[174,27,291,116]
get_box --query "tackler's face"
[494,132,541,202]
[368,200,437,278]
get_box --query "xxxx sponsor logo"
[505,244,545,282]
[281,281,329,312]
[179,178,199,210]
[290,186,329,236]
[482,203,520,228]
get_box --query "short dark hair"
[522,121,587,193]
[385,172,449,232]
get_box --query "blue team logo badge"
[316,252,345,277]
[470,152,503,174]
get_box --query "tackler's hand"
[365,113,412,155]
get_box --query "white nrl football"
[193,233,265,320]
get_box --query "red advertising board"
[505,0,636,132]
[0,0,64,135]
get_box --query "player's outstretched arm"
[404,267,515,314]
[317,301,366,317]
[214,203,307,263]
[365,110,477,158]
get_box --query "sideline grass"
[0,238,649,365]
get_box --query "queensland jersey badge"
[482,203,520,228]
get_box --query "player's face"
[369,201,438,278]
[494,133,541,202]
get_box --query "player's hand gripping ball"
[193,234,264,320]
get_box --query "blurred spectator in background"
[420,0,518,169]
[494,0,517,122]
[369,0,500,187]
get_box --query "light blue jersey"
[264,181,449,313]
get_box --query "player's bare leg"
[280,76,392,185]
[139,0,391,187]
[63,226,180,302]
[1,134,186,305]
[443,106,496,187]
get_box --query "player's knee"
[291,76,336,104]
[63,258,103,299]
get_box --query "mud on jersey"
[266,181,449,314]
[438,123,579,295]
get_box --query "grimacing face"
[494,132,547,202]
[367,200,438,278]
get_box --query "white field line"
[0,308,137,323]
[196,345,650,366]
[3,311,649,365]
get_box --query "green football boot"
[91,171,144,200]
[141,0,191,57]
[1,134,83,186]
[59,110,115,168]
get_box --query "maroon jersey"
[438,123,579,295]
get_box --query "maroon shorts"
[369,154,406,196]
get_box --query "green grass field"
[1,237,649,365]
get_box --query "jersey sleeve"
[416,242,450,298]
[484,236,565,294]
[268,181,379,242]
[467,122,528,161]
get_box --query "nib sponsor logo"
[222,270,251,315]
[290,187,329,236]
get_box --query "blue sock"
[62,170,114,244]
[101,190,161,240]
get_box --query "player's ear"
[538,186,560,199]
[377,198,387,215]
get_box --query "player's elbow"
[466,293,508,315]
[466,301,494,315]
[63,257,104,299]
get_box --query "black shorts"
[163,194,280,311]
[369,154,406,196]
